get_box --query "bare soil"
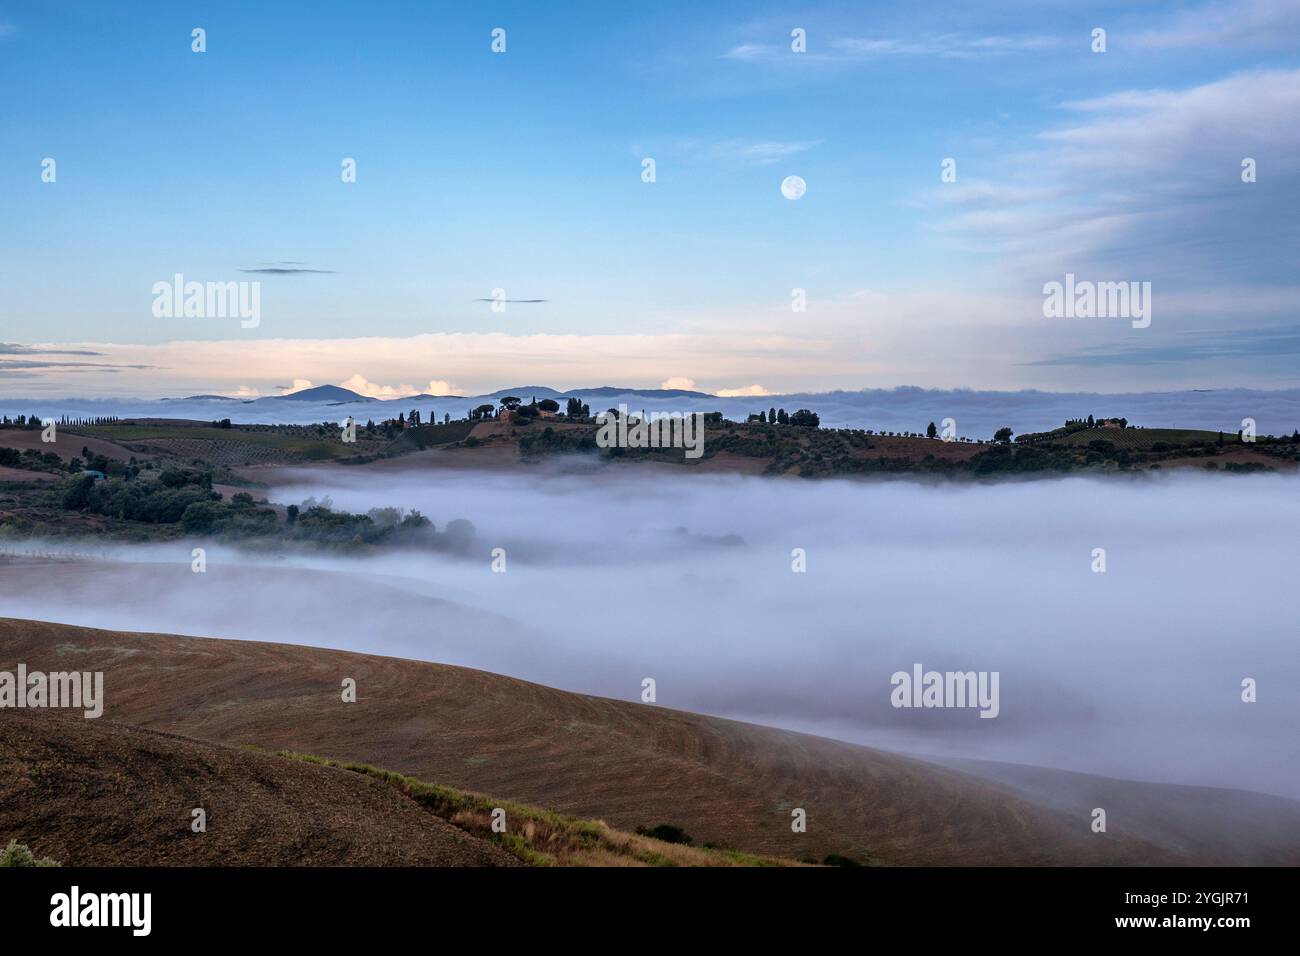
[5,617,1293,865]
[0,709,519,866]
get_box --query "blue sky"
[1,0,1298,397]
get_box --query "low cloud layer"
[2,466,1296,799]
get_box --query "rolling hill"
[4,617,1297,866]
[0,710,519,866]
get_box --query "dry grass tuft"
[277,750,805,867]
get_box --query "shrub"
[180,501,219,533]
[635,824,693,845]
[0,840,58,867]
[62,474,96,510]
[158,467,211,489]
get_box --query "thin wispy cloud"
[929,68,1300,285]
[240,267,336,275]
[927,181,1071,208]
[708,138,822,165]
[0,359,149,372]
[1134,0,1300,50]
[723,32,1060,63]
[643,137,822,167]
[0,343,102,356]
[1028,325,1300,367]
[720,43,768,62]
[831,33,1059,58]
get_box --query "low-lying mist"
[4,463,1297,798]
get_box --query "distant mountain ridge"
[7,386,1299,437]
[267,384,375,403]
[253,384,718,405]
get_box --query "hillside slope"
[0,710,518,866]
[7,618,1296,865]
[937,757,1300,867]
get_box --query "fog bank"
[3,465,1296,798]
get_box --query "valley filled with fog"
[3,464,1296,798]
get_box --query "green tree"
[181,501,219,533]
[789,409,820,427]
[62,474,95,510]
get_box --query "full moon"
[780,175,807,200]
